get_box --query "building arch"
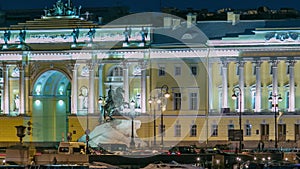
[31,69,71,142]
[30,67,71,96]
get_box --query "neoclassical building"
[1,2,300,149]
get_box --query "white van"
[58,142,86,154]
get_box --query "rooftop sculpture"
[43,0,82,18]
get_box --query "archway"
[32,70,71,142]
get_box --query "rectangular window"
[175,124,181,137]
[245,124,252,136]
[174,93,181,110]
[159,66,165,76]
[191,66,197,76]
[261,124,269,141]
[295,124,300,141]
[252,64,256,75]
[189,93,198,110]
[228,124,234,137]
[286,91,290,109]
[269,91,273,110]
[252,90,256,110]
[234,90,240,110]
[212,124,218,137]
[190,124,197,137]
[278,124,286,141]
[175,66,181,76]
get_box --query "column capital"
[121,60,130,69]
[87,62,96,71]
[221,60,228,67]
[17,63,25,70]
[139,60,148,70]
[287,60,296,67]
[254,60,262,67]
[238,61,245,67]
[270,60,279,67]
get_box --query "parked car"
[167,146,198,155]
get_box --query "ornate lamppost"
[129,100,136,149]
[148,96,158,146]
[159,85,170,148]
[268,94,282,148]
[232,86,243,153]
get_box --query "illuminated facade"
[1,3,300,149]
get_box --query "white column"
[238,62,245,112]
[272,61,279,111]
[288,60,295,112]
[140,61,147,113]
[0,64,3,112]
[88,63,95,114]
[123,62,129,103]
[222,61,228,108]
[3,64,9,115]
[98,64,104,96]
[255,61,262,112]
[71,64,79,115]
[19,64,25,114]
[208,62,213,110]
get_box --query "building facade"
[1,1,300,149]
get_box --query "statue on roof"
[18,29,26,44]
[87,28,96,43]
[71,27,79,44]
[3,30,11,45]
[140,27,148,43]
[123,27,132,43]
[43,0,81,17]
[53,0,64,16]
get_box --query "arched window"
[109,66,123,77]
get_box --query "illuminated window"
[158,65,165,76]
[174,123,181,137]
[189,93,198,110]
[245,123,252,136]
[190,124,197,137]
[212,124,218,136]
[174,92,181,110]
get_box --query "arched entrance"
[32,70,71,142]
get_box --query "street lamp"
[160,84,170,148]
[268,94,282,149]
[148,97,158,146]
[130,100,136,148]
[85,110,90,154]
[232,86,243,153]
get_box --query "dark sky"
[1,0,300,12]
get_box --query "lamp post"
[232,86,243,153]
[130,100,136,149]
[160,84,170,148]
[268,94,282,149]
[148,97,157,146]
[85,110,90,154]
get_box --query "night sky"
[1,0,300,12]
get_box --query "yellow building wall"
[0,117,24,142]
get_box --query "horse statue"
[102,86,127,122]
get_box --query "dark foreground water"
[0,165,89,169]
